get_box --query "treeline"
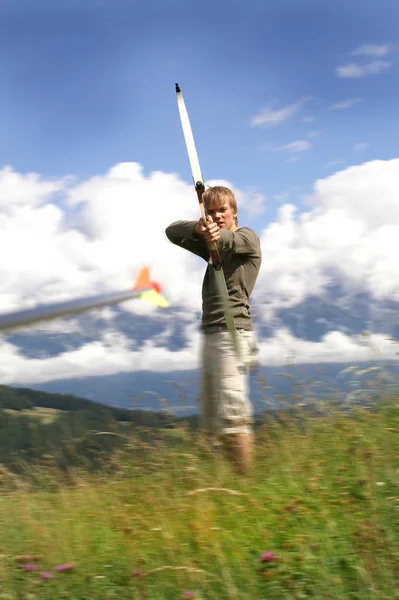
[0,385,199,473]
[0,384,149,421]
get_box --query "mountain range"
[3,283,398,415]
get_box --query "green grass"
[3,406,63,424]
[0,400,398,599]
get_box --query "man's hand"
[194,216,221,243]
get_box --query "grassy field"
[2,406,63,425]
[0,399,397,599]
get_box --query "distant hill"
[0,384,199,474]
[0,383,144,422]
[1,382,200,423]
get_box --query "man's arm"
[217,228,261,256]
[165,221,210,261]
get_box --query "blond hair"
[202,186,238,225]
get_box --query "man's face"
[206,200,237,231]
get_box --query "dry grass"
[0,399,398,599]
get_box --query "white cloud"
[354,142,369,153]
[0,165,264,319]
[336,60,392,78]
[0,163,205,315]
[251,99,307,127]
[278,140,311,153]
[329,98,363,110]
[256,329,398,366]
[1,325,397,384]
[352,43,393,57]
[336,43,394,78]
[0,323,201,384]
[276,140,312,162]
[256,159,399,314]
[0,166,65,213]
[1,158,399,382]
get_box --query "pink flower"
[180,592,196,599]
[41,572,53,580]
[22,564,41,572]
[54,563,76,571]
[260,551,276,562]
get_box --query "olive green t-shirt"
[165,221,262,330]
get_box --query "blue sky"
[0,0,398,229]
[1,0,399,382]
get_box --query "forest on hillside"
[0,384,199,473]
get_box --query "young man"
[165,186,262,473]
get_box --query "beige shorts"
[199,329,256,436]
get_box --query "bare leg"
[221,432,254,475]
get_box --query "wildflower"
[54,563,76,572]
[41,572,53,580]
[180,592,196,599]
[260,551,276,562]
[131,569,144,578]
[22,564,41,572]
